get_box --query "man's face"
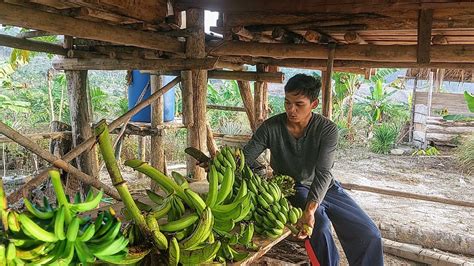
[284,91,318,123]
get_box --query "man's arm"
[242,123,269,169]
[298,123,338,237]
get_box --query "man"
[243,74,383,265]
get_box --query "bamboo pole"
[0,121,120,200]
[7,77,180,204]
[341,182,474,208]
[0,132,71,144]
[207,105,246,112]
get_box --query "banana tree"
[360,79,397,126]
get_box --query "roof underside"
[2,0,474,71]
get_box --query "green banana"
[276,211,288,224]
[66,216,80,242]
[6,242,16,264]
[171,171,189,189]
[145,214,168,250]
[84,189,94,202]
[77,223,95,242]
[16,242,49,260]
[18,213,58,242]
[180,207,214,250]
[223,147,237,170]
[69,189,103,212]
[215,166,234,205]
[23,198,54,220]
[205,165,219,208]
[74,241,96,264]
[160,213,199,232]
[168,237,180,266]
[179,241,221,265]
[247,178,259,194]
[237,148,245,172]
[260,190,274,204]
[288,208,298,224]
[213,217,235,233]
[7,211,20,232]
[238,222,254,246]
[279,198,290,212]
[184,189,206,214]
[145,189,164,205]
[257,195,270,209]
[94,211,105,232]
[53,206,66,240]
[228,245,249,262]
[0,244,5,266]
[91,235,129,257]
[90,220,121,244]
[95,249,150,265]
[151,197,172,219]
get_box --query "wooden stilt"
[150,75,166,192]
[254,64,267,128]
[322,44,335,119]
[65,69,98,194]
[137,136,146,180]
[180,71,194,127]
[186,8,207,181]
[206,123,218,157]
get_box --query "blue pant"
[288,182,383,266]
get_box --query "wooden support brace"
[0,33,67,56]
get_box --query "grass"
[370,123,399,154]
[455,134,474,176]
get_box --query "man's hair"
[284,74,322,102]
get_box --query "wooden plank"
[0,2,184,53]
[383,238,471,265]
[208,41,474,63]
[209,70,284,83]
[417,9,434,64]
[16,30,54,39]
[72,7,141,24]
[52,58,218,70]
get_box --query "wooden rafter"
[0,2,184,53]
[417,9,434,64]
[0,33,68,56]
[208,41,474,63]
[52,58,218,70]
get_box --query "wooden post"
[254,64,267,128]
[424,71,434,148]
[409,77,418,143]
[180,71,194,128]
[322,44,335,119]
[434,68,445,92]
[150,75,165,191]
[64,36,98,194]
[237,81,256,132]
[186,8,207,181]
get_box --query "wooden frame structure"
[1,1,474,198]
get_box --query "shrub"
[455,134,474,176]
[370,123,398,154]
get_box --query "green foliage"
[465,91,474,113]
[206,80,242,128]
[360,80,398,124]
[369,68,397,83]
[412,146,440,156]
[268,96,285,116]
[454,134,474,176]
[370,123,399,154]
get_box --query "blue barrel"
[128,70,175,122]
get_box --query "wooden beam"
[237,81,257,132]
[417,9,434,64]
[186,8,207,181]
[341,182,474,208]
[209,41,474,63]
[208,70,284,83]
[180,71,194,128]
[344,31,365,44]
[0,131,71,144]
[220,56,474,69]
[207,105,246,112]
[16,30,53,39]
[0,2,184,53]
[382,239,470,265]
[52,58,218,70]
[0,33,67,56]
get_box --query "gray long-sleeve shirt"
[243,112,338,204]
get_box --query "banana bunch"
[0,171,148,265]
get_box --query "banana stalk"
[50,170,73,223]
[0,177,7,230]
[94,121,155,247]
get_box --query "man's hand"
[296,201,318,239]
